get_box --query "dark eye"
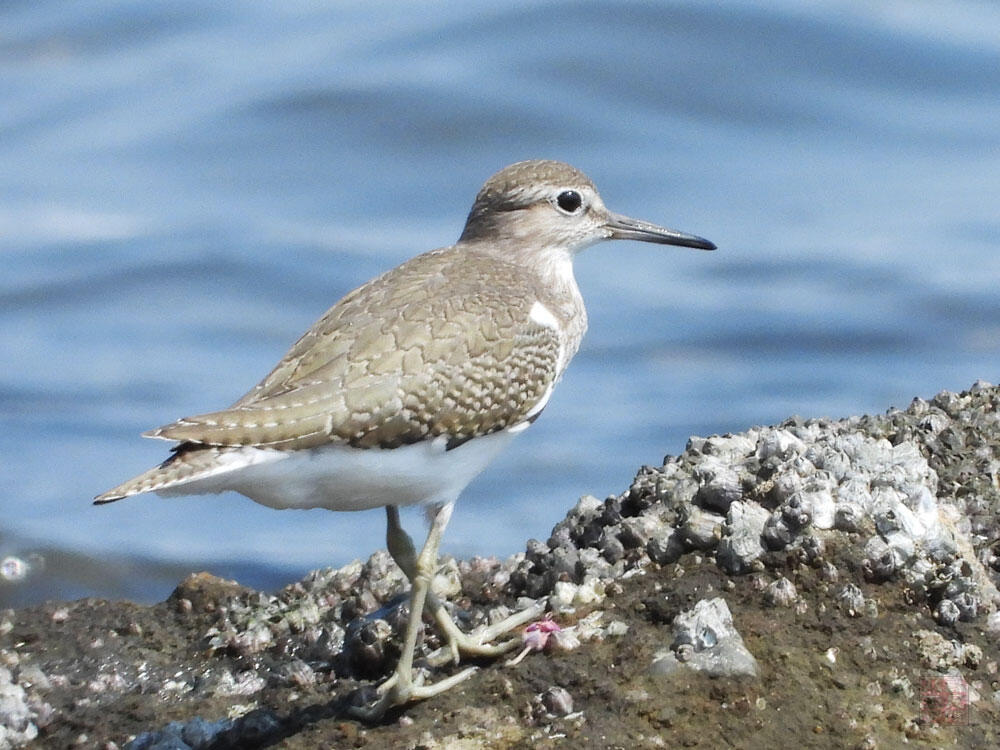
[556,190,583,214]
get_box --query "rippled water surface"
[2,0,998,605]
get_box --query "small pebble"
[541,686,574,716]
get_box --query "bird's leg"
[351,502,475,720]
[384,506,543,665]
[351,504,544,720]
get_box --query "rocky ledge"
[3,382,1000,749]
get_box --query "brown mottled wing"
[146,248,561,450]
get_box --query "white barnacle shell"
[890,441,935,488]
[702,433,757,462]
[872,487,925,567]
[766,577,798,608]
[540,686,575,716]
[800,481,836,530]
[934,598,961,626]
[836,475,874,513]
[550,581,579,613]
[574,576,606,606]
[656,598,759,679]
[862,536,897,580]
[804,444,852,482]
[837,583,866,617]
[904,484,941,537]
[769,471,803,505]
[680,506,724,551]
[717,501,768,574]
[694,456,743,513]
[834,501,864,533]
[757,429,806,461]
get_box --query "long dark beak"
[606,212,716,250]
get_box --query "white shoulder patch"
[529,300,560,330]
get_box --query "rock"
[5,381,1000,747]
[647,530,685,565]
[541,686,574,716]
[694,458,743,512]
[679,507,723,551]
[717,501,768,574]
[649,598,758,679]
[837,583,866,617]
[0,667,37,746]
[765,577,798,608]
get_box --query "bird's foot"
[427,599,547,666]
[348,601,547,721]
[348,665,478,721]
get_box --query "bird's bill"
[605,212,716,250]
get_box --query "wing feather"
[147,248,562,450]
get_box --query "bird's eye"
[556,190,583,214]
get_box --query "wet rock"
[129,717,235,750]
[230,708,282,744]
[181,717,234,747]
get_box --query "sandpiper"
[96,159,715,718]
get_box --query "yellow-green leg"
[387,505,542,662]
[350,504,544,720]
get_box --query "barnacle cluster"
[511,381,1000,630]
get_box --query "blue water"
[2,0,998,606]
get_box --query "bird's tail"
[94,447,228,504]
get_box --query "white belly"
[156,429,521,511]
